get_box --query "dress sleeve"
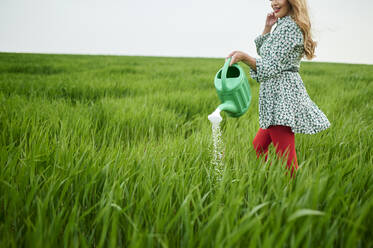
[251,23,303,83]
[254,32,270,56]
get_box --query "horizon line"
[1,51,372,66]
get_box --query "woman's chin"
[275,14,284,18]
[275,11,289,19]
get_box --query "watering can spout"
[218,101,238,114]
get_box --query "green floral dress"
[250,15,330,134]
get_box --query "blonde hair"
[288,0,316,59]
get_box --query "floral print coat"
[250,15,330,134]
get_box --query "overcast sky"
[1,0,372,64]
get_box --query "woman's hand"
[226,51,248,66]
[226,51,256,71]
[265,12,278,28]
[262,12,278,35]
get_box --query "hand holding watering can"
[226,51,257,71]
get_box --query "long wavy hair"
[287,0,316,59]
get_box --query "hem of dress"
[260,122,331,135]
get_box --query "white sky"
[1,0,372,64]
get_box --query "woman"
[227,0,330,176]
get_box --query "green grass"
[0,52,372,247]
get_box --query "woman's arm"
[242,54,257,71]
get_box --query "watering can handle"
[221,57,232,91]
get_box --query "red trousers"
[252,125,298,176]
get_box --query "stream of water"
[208,108,224,176]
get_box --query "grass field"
[0,52,372,247]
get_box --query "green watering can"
[214,57,251,117]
